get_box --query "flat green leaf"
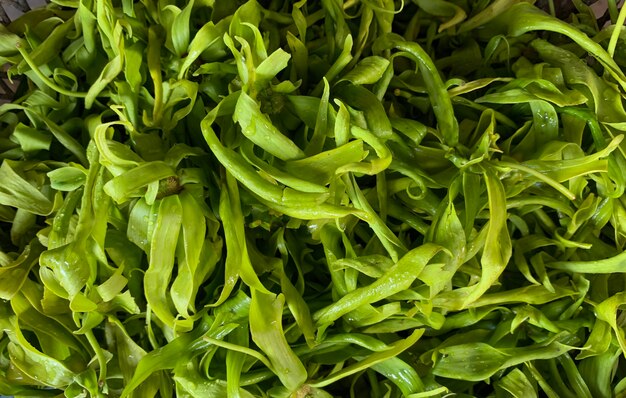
[234,91,305,161]
[144,195,189,330]
[340,56,390,85]
[314,244,441,326]
[48,166,86,191]
[250,290,308,392]
[0,161,54,215]
[171,0,194,57]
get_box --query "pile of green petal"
[2,0,626,396]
